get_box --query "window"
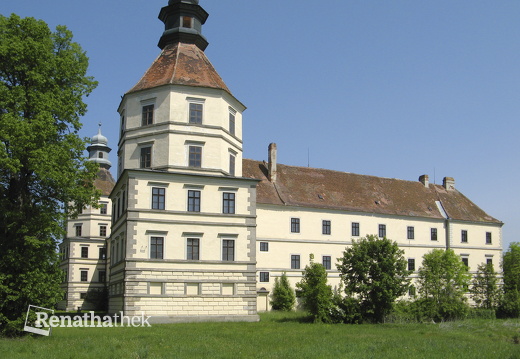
[75,225,82,237]
[182,16,192,28]
[189,146,202,168]
[291,255,300,269]
[187,190,201,212]
[259,272,269,282]
[120,114,125,138]
[461,257,469,268]
[98,152,104,159]
[407,226,415,240]
[152,187,165,210]
[259,242,269,252]
[352,222,360,237]
[223,192,235,214]
[80,271,88,282]
[80,292,87,299]
[189,103,203,124]
[486,258,493,265]
[98,271,106,283]
[229,112,236,135]
[140,147,152,168]
[408,258,415,271]
[229,154,236,176]
[150,237,164,259]
[378,224,386,238]
[408,285,416,297]
[323,256,331,270]
[322,220,331,235]
[486,232,492,244]
[99,225,107,237]
[81,247,88,258]
[222,240,235,261]
[100,203,108,215]
[431,228,438,241]
[291,218,300,233]
[187,238,200,260]
[142,104,154,126]
[99,247,106,260]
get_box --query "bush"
[497,290,520,319]
[270,273,295,311]
[296,256,334,323]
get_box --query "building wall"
[58,196,112,311]
[255,204,503,310]
[108,169,259,320]
[118,86,244,177]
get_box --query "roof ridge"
[243,158,422,185]
[170,43,180,85]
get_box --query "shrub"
[270,272,295,311]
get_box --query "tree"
[0,14,98,336]
[498,242,520,318]
[270,272,295,311]
[296,255,334,323]
[336,235,410,323]
[470,262,501,310]
[416,249,471,321]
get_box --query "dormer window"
[182,16,193,28]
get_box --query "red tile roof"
[94,168,115,196]
[127,43,230,94]
[242,159,501,224]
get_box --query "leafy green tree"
[270,272,295,311]
[470,262,501,309]
[296,255,334,323]
[498,242,520,318]
[336,235,410,323]
[502,242,520,293]
[416,249,471,321]
[0,14,98,336]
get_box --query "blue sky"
[2,1,519,250]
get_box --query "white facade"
[60,1,504,319]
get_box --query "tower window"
[142,104,154,126]
[187,238,200,260]
[189,146,202,168]
[182,16,192,28]
[223,192,235,214]
[98,152,104,159]
[140,147,152,168]
[189,103,203,124]
[150,237,164,259]
[152,187,165,210]
[229,154,236,176]
[187,190,201,212]
[222,240,235,261]
[229,112,236,135]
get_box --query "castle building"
[60,0,503,318]
[58,126,115,311]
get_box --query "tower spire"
[158,0,209,50]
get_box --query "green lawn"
[1,312,519,358]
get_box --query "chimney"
[268,143,277,182]
[443,177,455,191]
[419,174,429,188]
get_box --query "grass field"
[1,311,519,358]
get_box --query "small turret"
[87,125,112,169]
